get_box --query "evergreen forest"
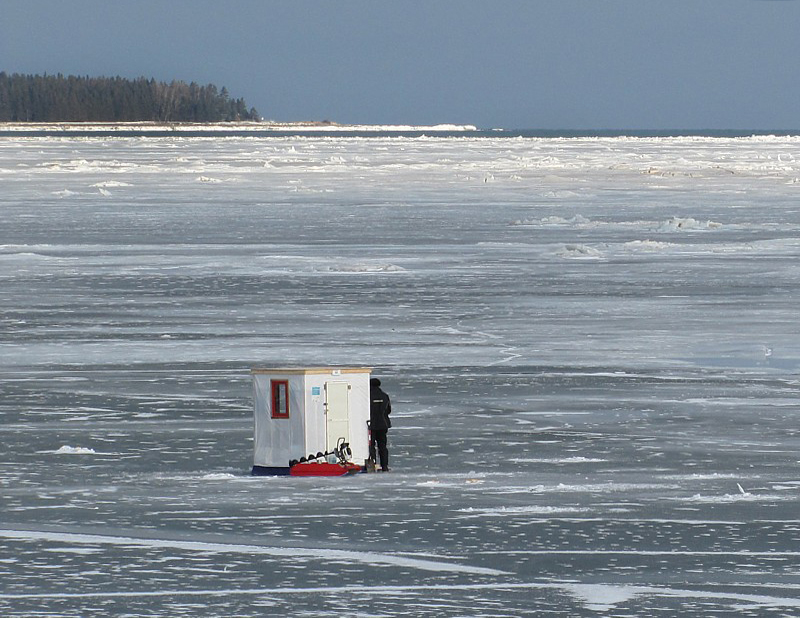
[0,73,260,122]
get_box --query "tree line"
[0,73,260,122]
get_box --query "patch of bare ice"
[0,529,505,576]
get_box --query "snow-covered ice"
[1,133,800,615]
[49,446,98,455]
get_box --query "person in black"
[369,377,392,471]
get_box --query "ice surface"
[2,133,800,615]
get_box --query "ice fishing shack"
[251,367,371,476]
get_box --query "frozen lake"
[2,133,800,615]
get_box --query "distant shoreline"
[0,121,480,134]
[1,122,798,139]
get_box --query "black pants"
[369,429,389,470]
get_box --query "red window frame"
[271,380,290,419]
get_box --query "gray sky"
[2,0,799,129]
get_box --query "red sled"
[289,461,362,477]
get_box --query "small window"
[271,380,289,419]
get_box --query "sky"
[1,0,799,129]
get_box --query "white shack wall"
[253,373,306,468]
[301,372,371,461]
[346,373,371,462]
[253,369,372,468]
[303,373,327,457]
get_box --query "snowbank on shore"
[0,121,479,133]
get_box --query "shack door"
[325,381,350,451]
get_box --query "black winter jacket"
[370,386,392,431]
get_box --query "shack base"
[251,465,290,476]
[290,462,363,476]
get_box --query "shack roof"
[250,367,372,375]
